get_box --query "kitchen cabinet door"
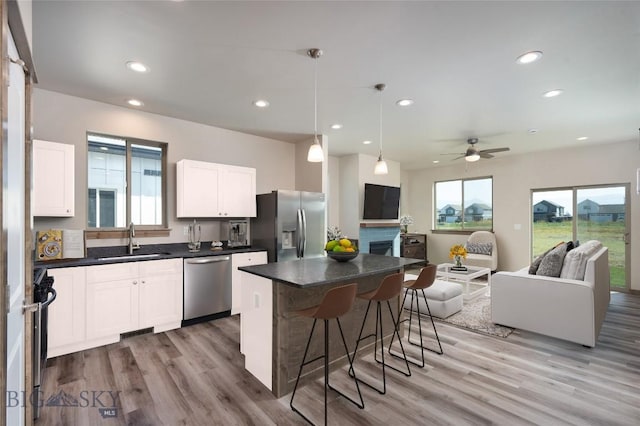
[86,278,139,339]
[138,259,183,329]
[86,262,139,339]
[231,251,267,315]
[176,159,256,218]
[33,139,75,217]
[222,165,256,217]
[47,267,86,356]
[176,159,222,218]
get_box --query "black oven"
[33,268,56,420]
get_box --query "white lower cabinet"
[48,267,87,358]
[86,259,183,340]
[231,251,267,315]
[48,258,183,358]
[138,260,183,329]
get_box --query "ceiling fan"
[442,138,510,162]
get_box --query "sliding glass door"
[532,184,629,291]
[576,186,628,290]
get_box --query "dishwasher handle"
[185,256,231,264]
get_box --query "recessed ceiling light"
[127,99,144,107]
[516,51,543,64]
[253,100,269,108]
[100,146,109,151]
[396,99,414,107]
[331,124,343,130]
[432,160,440,164]
[363,140,372,145]
[577,136,589,141]
[126,61,149,73]
[528,128,539,134]
[543,89,563,98]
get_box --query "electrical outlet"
[183,225,189,236]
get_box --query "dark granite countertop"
[35,241,266,269]
[239,253,422,288]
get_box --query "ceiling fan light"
[465,147,480,162]
[307,140,324,162]
[374,155,388,175]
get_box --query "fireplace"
[369,240,393,256]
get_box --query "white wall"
[334,153,401,239]
[328,156,341,229]
[294,136,323,193]
[33,89,297,245]
[402,140,640,290]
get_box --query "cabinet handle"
[133,280,138,285]
[142,280,146,284]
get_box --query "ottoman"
[403,274,463,319]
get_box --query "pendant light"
[374,83,389,175]
[307,48,324,162]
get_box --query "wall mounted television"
[362,183,401,219]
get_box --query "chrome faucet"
[128,222,140,254]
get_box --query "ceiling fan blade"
[440,152,464,156]
[479,152,494,159]
[452,155,466,161]
[479,147,510,154]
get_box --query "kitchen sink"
[97,253,170,261]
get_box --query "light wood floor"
[37,292,640,425]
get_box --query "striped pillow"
[465,242,493,256]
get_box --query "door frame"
[1,0,36,423]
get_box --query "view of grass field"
[533,220,625,287]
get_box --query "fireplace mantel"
[360,222,400,228]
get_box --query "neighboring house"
[533,200,569,222]
[577,199,625,222]
[464,203,492,222]
[438,204,461,223]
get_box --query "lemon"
[339,238,352,248]
[345,247,355,253]
[325,240,338,251]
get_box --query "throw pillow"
[559,240,602,280]
[536,243,568,277]
[466,242,493,255]
[529,241,563,274]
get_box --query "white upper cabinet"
[176,159,256,218]
[33,139,75,216]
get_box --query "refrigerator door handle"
[300,208,307,258]
[296,208,303,258]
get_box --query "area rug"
[435,296,514,338]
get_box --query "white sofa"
[491,246,609,347]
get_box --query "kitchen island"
[239,253,422,397]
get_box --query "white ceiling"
[33,1,640,169]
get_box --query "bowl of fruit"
[325,238,359,262]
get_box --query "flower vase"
[452,255,467,271]
[402,225,408,234]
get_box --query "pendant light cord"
[314,58,318,143]
[379,89,383,157]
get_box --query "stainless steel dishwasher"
[183,256,232,325]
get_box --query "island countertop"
[238,253,423,288]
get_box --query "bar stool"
[350,272,411,395]
[391,265,443,368]
[290,283,364,425]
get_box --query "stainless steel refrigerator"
[251,190,326,262]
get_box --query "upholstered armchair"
[464,231,498,271]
